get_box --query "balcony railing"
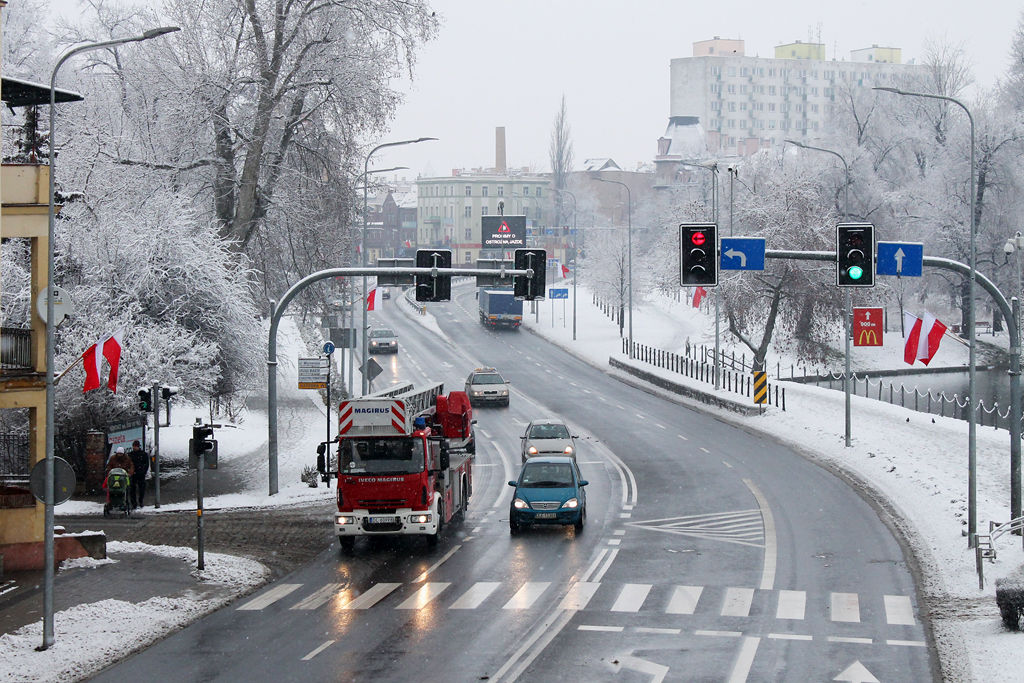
[0,327,33,371]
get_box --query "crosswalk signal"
[415,249,452,302]
[680,223,718,287]
[513,249,547,300]
[837,223,875,287]
[190,424,218,469]
[137,389,152,412]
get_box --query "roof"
[582,158,620,172]
[2,76,84,108]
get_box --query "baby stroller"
[103,468,132,517]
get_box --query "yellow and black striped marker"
[753,371,768,405]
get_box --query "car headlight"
[336,515,355,525]
[499,390,508,395]
[408,514,431,524]
[527,446,538,455]
[562,498,579,509]
[513,498,529,509]
[472,390,483,396]
[563,445,574,455]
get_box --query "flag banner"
[82,329,125,393]
[102,330,124,393]
[903,312,946,365]
[692,287,707,308]
[366,287,378,312]
[561,264,570,279]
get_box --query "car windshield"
[472,374,504,385]
[370,329,394,339]
[529,424,570,439]
[341,437,424,475]
[519,463,575,488]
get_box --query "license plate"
[535,513,557,519]
[366,516,398,524]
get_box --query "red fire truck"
[322,382,475,550]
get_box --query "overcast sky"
[48,0,1024,179]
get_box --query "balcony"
[0,328,33,373]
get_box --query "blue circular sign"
[322,342,336,355]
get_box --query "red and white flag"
[561,264,570,279]
[692,287,707,308]
[903,312,947,366]
[404,240,413,248]
[366,287,378,312]
[82,330,124,393]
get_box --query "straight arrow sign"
[834,661,879,683]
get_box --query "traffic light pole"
[152,381,161,508]
[197,439,204,570]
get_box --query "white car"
[521,419,578,463]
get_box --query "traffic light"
[837,223,875,287]
[137,389,152,412]
[160,386,179,401]
[679,223,718,287]
[513,248,547,300]
[415,249,452,302]
[190,424,218,469]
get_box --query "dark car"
[464,367,510,407]
[381,288,391,300]
[508,456,587,533]
[368,327,398,354]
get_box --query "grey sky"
[47,0,1023,178]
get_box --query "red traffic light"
[691,232,706,246]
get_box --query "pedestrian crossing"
[238,580,919,626]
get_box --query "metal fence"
[0,432,87,480]
[0,327,33,370]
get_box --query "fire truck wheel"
[339,537,355,552]
[427,500,444,547]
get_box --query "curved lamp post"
[592,176,632,356]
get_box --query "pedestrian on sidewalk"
[129,440,150,508]
[106,446,134,477]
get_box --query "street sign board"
[322,342,335,355]
[298,381,327,390]
[482,215,526,249]
[361,357,383,382]
[376,258,415,285]
[298,357,328,370]
[475,258,514,288]
[719,237,766,271]
[853,307,884,346]
[549,288,569,299]
[29,457,76,505]
[298,357,329,389]
[328,328,357,348]
[876,241,923,277]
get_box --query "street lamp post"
[592,176,632,357]
[785,140,851,448]
[42,26,179,650]
[1005,232,1024,525]
[361,138,435,395]
[874,86,981,547]
[551,188,578,340]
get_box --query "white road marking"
[743,479,777,590]
[636,627,681,635]
[396,582,451,609]
[611,584,652,612]
[620,513,632,519]
[828,636,872,644]
[700,447,710,453]
[342,582,401,610]
[677,434,688,440]
[727,637,761,683]
[768,633,812,641]
[558,375,565,379]
[494,609,576,682]
[480,429,492,439]
[608,539,621,546]
[558,582,601,610]
[695,630,742,637]
[583,389,592,394]
[655,423,666,429]
[616,405,625,410]
[503,582,551,609]
[300,640,336,661]
[635,413,645,419]
[449,582,501,609]
[579,549,608,582]
[721,587,755,617]
[290,583,343,610]
[472,526,482,532]
[831,593,861,622]
[884,595,916,625]
[578,625,622,632]
[491,441,516,509]
[413,545,462,583]
[591,549,619,582]
[238,584,302,610]
[887,639,926,647]
[613,530,626,536]
[666,586,703,615]
[723,461,734,468]
[776,590,806,620]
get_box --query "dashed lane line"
[301,640,336,661]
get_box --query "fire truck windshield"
[341,437,425,475]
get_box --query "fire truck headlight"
[513,498,529,509]
[408,514,431,524]
[336,515,355,525]
[562,498,579,509]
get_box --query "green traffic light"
[848,266,864,280]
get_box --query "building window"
[710,101,721,110]
[481,205,488,215]
[811,70,818,79]
[768,86,776,95]
[464,205,471,218]
[535,188,542,198]
[728,119,736,128]
[728,101,736,112]
[465,185,472,196]
[497,186,504,196]
[728,67,736,76]
[482,186,489,197]
[811,104,819,113]
[824,70,835,79]
[740,67,749,77]
[727,84,735,94]
[757,68,765,76]
[710,84,720,94]
[523,186,530,196]
[768,120,776,129]
[535,209,541,221]
[813,121,819,130]
[768,68,776,77]
[811,87,818,96]
[740,119,747,129]
[740,85,747,94]
[798,69,807,78]
[824,87,834,97]
[465,252,472,263]
[465,228,472,239]
[740,102,748,111]
[728,137,736,146]
[795,104,804,113]
[711,66,721,75]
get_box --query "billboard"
[482,215,526,248]
[853,307,884,347]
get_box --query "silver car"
[521,419,578,462]
[465,367,510,407]
[368,327,398,354]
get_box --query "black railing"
[0,327,33,370]
[0,433,30,478]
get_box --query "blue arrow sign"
[720,237,766,271]
[549,288,569,299]
[876,241,923,277]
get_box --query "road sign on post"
[514,248,547,300]
[837,223,875,287]
[415,249,453,302]
[548,288,569,299]
[876,242,924,277]
[753,371,768,405]
[298,357,329,390]
[719,237,766,271]
[853,307,884,346]
[680,223,718,287]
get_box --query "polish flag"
[692,287,707,308]
[82,330,124,393]
[903,312,947,365]
[561,264,570,279]
[404,240,413,248]
[366,287,378,312]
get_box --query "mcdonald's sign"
[853,307,884,347]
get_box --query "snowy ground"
[0,542,268,683]
[521,281,1024,683]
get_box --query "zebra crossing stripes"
[666,586,703,615]
[776,590,806,620]
[558,582,601,610]
[884,595,915,625]
[290,583,343,611]
[343,582,401,610]
[503,582,551,609]
[396,582,450,609]
[610,584,652,612]
[721,587,755,617]
[450,582,501,610]
[238,584,302,611]
[831,592,861,622]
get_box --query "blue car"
[508,456,588,533]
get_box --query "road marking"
[700,447,710,453]
[884,595,916,625]
[886,639,926,647]
[620,513,632,519]
[635,413,646,419]
[503,582,551,609]
[493,608,576,682]
[608,539,621,546]
[613,530,625,535]
[678,434,688,440]
[342,582,401,609]
[579,549,608,582]
[491,441,515,509]
[480,429,492,439]
[728,637,760,683]
[396,582,451,609]
[655,423,666,429]
[721,587,755,617]
[768,633,813,641]
[695,630,742,637]
[583,389,592,393]
[628,509,764,547]
[591,549,619,582]
[413,544,462,582]
[616,405,625,410]
[558,375,565,379]
[450,582,501,609]
[743,479,777,590]
[290,583,343,610]
[300,640,335,661]
[472,526,482,532]
[666,586,703,614]
[636,627,681,635]
[558,582,601,610]
[598,396,607,402]
[578,624,623,632]
[831,592,861,622]
[776,590,806,620]
[828,636,872,644]
[238,583,302,610]
[610,584,651,612]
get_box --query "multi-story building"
[365,185,418,262]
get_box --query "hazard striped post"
[753,371,768,407]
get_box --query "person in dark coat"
[106,446,134,477]
[129,440,150,508]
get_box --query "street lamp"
[592,176,632,356]
[874,85,980,548]
[785,139,853,448]
[41,26,180,650]
[361,138,436,394]
[551,188,578,340]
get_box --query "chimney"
[495,127,506,174]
